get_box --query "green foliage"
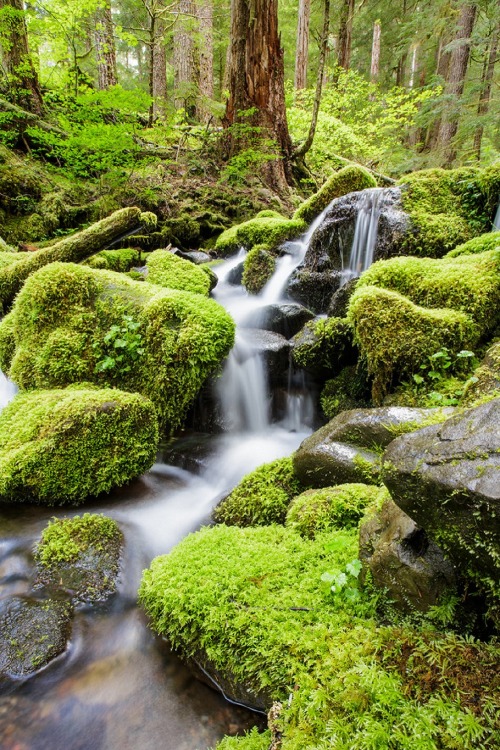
[293,165,377,225]
[286,484,385,539]
[0,386,158,505]
[213,457,304,527]
[215,216,306,256]
[215,728,271,750]
[145,250,213,296]
[405,348,478,407]
[35,513,120,566]
[94,314,145,378]
[320,558,363,604]
[242,244,275,294]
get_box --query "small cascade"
[280,366,315,432]
[340,187,385,286]
[0,371,17,410]
[493,201,500,231]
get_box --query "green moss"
[0,310,16,373]
[348,286,478,403]
[1,262,235,432]
[292,317,357,374]
[84,248,141,272]
[213,457,304,527]
[215,216,306,256]
[0,386,158,504]
[286,484,386,538]
[320,364,371,420]
[242,244,275,294]
[293,166,377,225]
[36,513,120,565]
[216,729,271,750]
[145,249,213,296]
[446,231,500,258]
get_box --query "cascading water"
[493,200,500,231]
[340,187,385,286]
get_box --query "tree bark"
[197,0,214,121]
[473,22,498,161]
[370,21,381,82]
[336,0,355,73]
[436,3,477,166]
[173,0,196,113]
[224,0,293,191]
[94,0,117,90]
[0,0,43,115]
[151,14,168,120]
[294,0,311,90]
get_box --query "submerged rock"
[242,329,291,385]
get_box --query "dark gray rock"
[226,262,244,286]
[245,303,315,339]
[359,498,456,612]
[327,278,358,318]
[286,269,341,314]
[243,329,291,385]
[382,399,500,590]
[174,249,212,265]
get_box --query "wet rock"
[359,498,456,612]
[246,303,315,339]
[286,269,341,314]
[173,249,212,265]
[226,262,244,286]
[382,399,500,598]
[0,596,72,679]
[327,278,358,318]
[189,654,269,713]
[243,329,291,385]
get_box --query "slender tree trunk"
[425,34,452,150]
[336,0,355,75]
[473,22,498,161]
[224,0,292,191]
[152,14,167,120]
[437,3,477,166]
[396,51,408,86]
[0,0,43,115]
[294,0,311,90]
[94,0,117,90]
[174,0,196,113]
[370,21,381,82]
[197,0,214,121]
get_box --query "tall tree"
[473,19,498,160]
[197,0,214,121]
[224,0,292,190]
[294,0,311,89]
[436,2,477,165]
[336,0,355,73]
[94,0,117,89]
[370,20,381,81]
[173,0,195,113]
[0,0,43,114]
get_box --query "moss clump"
[0,310,16,373]
[145,249,214,295]
[36,513,119,565]
[355,250,500,338]
[84,248,141,272]
[398,167,495,257]
[446,231,500,258]
[1,262,234,432]
[461,341,500,406]
[292,317,357,374]
[242,244,275,294]
[348,286,478,402]
[286,484,386,538]
[293,166,377,225]
[320,364,371,419]
[0,386,158,504]
[215,216,306,256]
[213,457,304,526]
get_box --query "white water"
[493,201,500,231]
[340,187,385,286]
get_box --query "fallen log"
[0,207,153,311]
[0,97,68,139]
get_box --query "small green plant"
[321,557,362,603]
[407,348,478,405]
[94,314,144,377]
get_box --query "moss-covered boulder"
[286,484,385,538]
[461,341,500,405]
[0,262,235,431]
[242,244,275,294]
[320,365,371,420]
[213,457,303,527]
[0,386,158,504]
[293,165,377,225]
[292,317,357,376]
[145,249,215,295]
[446,230,500,258]
[84,248,141,273]
[35,514,123,601]
[215,215,306,257]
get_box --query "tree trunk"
[0,0,43,115]
[94,0,117,90]
[174,0,196,114]
[197,1,214,121]
[336,0,355,74]
[152,14,168,121]
[437,3,477,166]
[473,22,498,161]
[224,0,293,191]
[370,21,381,82]
[294,0,311,90]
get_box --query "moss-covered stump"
[0,596,73,679]
[0,262,235,432]
[140,524,500,750]
[145,249,215,295]
[292,316,357,376]
[0,208,156,312]
[83,248,141,273]
[286,484,386,538]
[242,245,276,294]
[34,514,123,601]
[213,457,304,527]
[0,387,158,505]
[215,215,306,257]
[398,167,500,257]
[293,165,377,225]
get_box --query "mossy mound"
[215,216,306,256]
[286,484,386,538]
[35,514,123,601]
[348,286,478,402]
[0,262,234,432]
[320,364,372,420]
[140,524,500,750]
[355,250,500,337]
[213,457,303,527]
[0,386,158,505]
[84,248,141,272]
[398,167,496,257]
[293,165,377,225]
[242,245,275,294]
[292,317,357,375]
[446,231,500,258]
[461,341,500,406]
[145,249,214,295]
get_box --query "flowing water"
[340,187,385,286]
[493,201,500,231]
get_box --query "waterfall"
[493,201,500,231]
[340,187,384,286]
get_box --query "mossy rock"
[461,341,500,406]
[0,386,158,505]
[292,317,357,376]
[446,231,500,258]
[320,364,372,420]
[286,484,386,538]
[348,286,478,402]
[145,249,214,295]
[84,248,141,273]
[215,216,306,256]
[293,165,377,225]
[0,262,235,432]
[242,244,275,294]
[35,514,123,601]
[213,457,304,527]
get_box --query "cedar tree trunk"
[294,0,311,89]
[0,0,43,115]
